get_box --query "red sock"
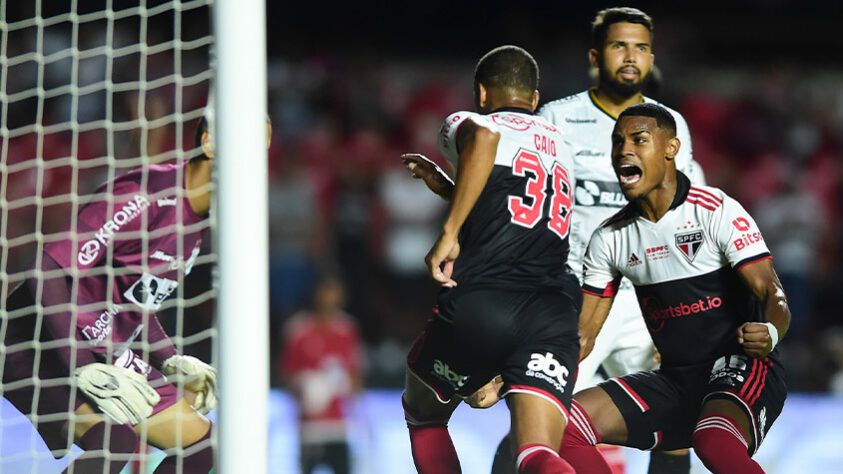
[406,423,461,474]
[558,400,613,474]
[693,415,764,474]
[516,444,574,474]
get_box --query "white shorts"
[574,285,657,392]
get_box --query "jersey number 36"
[508,149,572,240]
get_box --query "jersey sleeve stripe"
[734,253,772,271]
[689,186,723,203]
[687,191,721,207]
[582,281,618,298]
[685,198,718,212]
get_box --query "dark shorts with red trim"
[599,350,786,454]
[406,288,580,419]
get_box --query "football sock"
[558,400,613,474]
[403,396,461,474]
[693,415,764,474]
[63,422,138,474]
[153,424,213,474]
[406,422,461,474]
[648,450,691,474]
[516,444,575,474]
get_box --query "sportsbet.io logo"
[77,194,151,266]
[526,352,569,393]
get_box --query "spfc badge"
[675,230,704,262]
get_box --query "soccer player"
[402,45,581,473]
[557,103,789,474]
[0,112,240,473]
[537,8,707,473]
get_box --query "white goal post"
[213,0,269,473]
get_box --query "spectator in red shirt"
[280,275,363,474]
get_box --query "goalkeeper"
[0,112,245,474]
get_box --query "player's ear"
[588,49,599,69]
[478,83,488,109]
[531,90,539,110]
[665,136,680,161]
[201,130,215,158]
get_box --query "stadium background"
[2,0,843,472]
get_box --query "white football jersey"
[582,174,772,368]
[539,90,703,277]
[438,109,573,180]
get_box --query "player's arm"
[579,227,621,360]
[401,153,455,200]
[577,292,615,361]
[735,258,790,359]
[711,194,788,359]
[425,116,500,286]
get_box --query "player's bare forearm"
[441,118,499,236]
[577,292,614,361]
[736,258,791,358]
[401,153,454,200]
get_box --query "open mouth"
[618,164,643,186]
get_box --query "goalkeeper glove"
[161,355,217,414]
[74,363,161,425]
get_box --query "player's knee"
[402,392,454,427]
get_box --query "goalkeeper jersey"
[538,90,703,279]
[34,163,206,371]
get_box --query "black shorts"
[599,352,786,454]
[406,288,580,420]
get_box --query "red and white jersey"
[539,90,703,279]
[280,311,362,441]
[435,108,579,296]
[582,173,773,368]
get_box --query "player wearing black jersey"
[553,103,789,474]
[402,46,581,474]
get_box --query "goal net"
[0,1,217,472]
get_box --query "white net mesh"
[1,1,215,472]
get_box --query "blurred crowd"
[266,52,843,394]
[3,3,843,398]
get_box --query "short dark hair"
[474,45,539,96]
[617,103,676,137]
[591,7,653,49]
[194,116,209,150]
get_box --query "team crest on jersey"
[675,230,704,262]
